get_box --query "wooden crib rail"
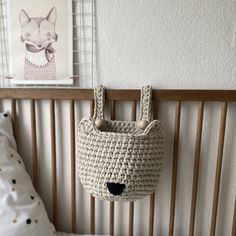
[4,88,236,236]
[1,88,236,101]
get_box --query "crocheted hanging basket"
[77,86,164,202]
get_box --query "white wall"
[7,0,236,235]
[96,0,236,89]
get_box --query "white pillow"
[0,112,56,236]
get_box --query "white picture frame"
[7,0,73,85]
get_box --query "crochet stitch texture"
[77,86,164,201]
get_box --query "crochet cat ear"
[46,7,57,24]
[19,9,30,26]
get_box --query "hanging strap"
[93,85,105,120]
[93,85,152,121]
[139,86,152,122]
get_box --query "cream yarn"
[77,86,164,201]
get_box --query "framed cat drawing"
[7,0,73,85]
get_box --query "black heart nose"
[107,182,125,196]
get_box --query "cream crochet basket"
[77,86,164,201]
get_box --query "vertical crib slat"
[189,101,204,236]
[30,99,38,191]
[131,101,137,121]
[90,100,95,234]
[90,196,95,234]
[50,99,57,227]
[149,193,155,236]
[210,102,228,236]
[110,201,115,236]
[129,202,134,236]
[232,197,236,236]
[129,101,136,236]
[110,100,116,236]
[11,99,16,137]
[111,100,116,119]
[169,101,182,236]
[90,195,95,234]
[148,101,159,236]
[70,100,76,233]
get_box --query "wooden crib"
[0,88,236,236]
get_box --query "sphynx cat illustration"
[19,7,58,80]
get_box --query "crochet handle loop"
[93,85,105,120]
[139,86,152,122]
[93,85,152,121]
